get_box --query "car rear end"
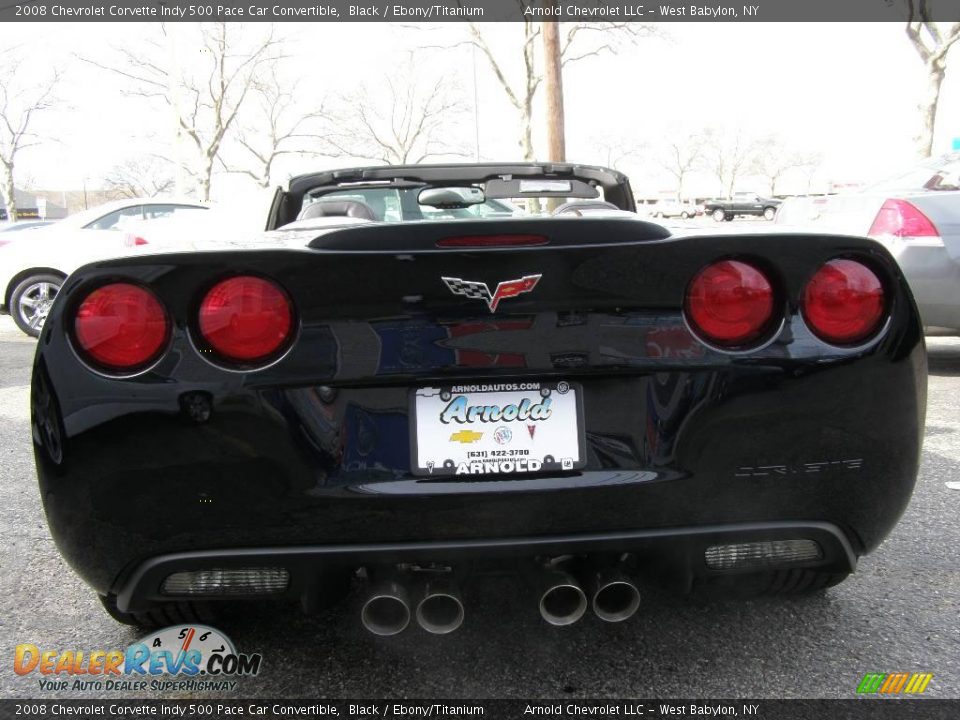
[869,191,960,334]
[776,190,960,334]
[32,217,926,632]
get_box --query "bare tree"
[751,137,820,195]
[590,134,644,170]
[83,23,284,200]
[225,69,328,187]
[0,50,60,221]
[102,157,175,199]
[703,127,760,199]
[324,64,466,165]
[558,20,661,63]
[656,133,705,200]
[801,162,823,194]
[466,10,658,160]
[895,2,960,157]
[467,18,540,160]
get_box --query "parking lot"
[1,314,958,700]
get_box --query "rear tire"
[99,594,216,629]
[10,273,64,337]
[763,206,777,221]
[680,211,690,219]
[712,208,726,222]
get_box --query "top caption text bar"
[2,0,960,23]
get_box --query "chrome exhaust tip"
[415,578,464,635]
[361,579,411,636]
[590,569,641,623]
[538,570,588,626]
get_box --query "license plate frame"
[410,380,586,477]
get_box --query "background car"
[0,219,55,240]
[650,198,698,219]
[704,192,781,221]
[0,198,206,336]
[775,153,960,335]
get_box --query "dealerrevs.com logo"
[14,625,262,692]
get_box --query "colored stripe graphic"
[857,673,933,694]
[910,673,934,694]
[857,674,886,694]
[880,673,908,694]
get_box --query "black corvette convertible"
[31,163,926,633]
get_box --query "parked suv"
[704,193,781,221]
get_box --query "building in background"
[0,188,68,221]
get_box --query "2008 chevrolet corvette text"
[31,164,926,634]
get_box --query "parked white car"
[0,198,206,336]
[0,220,55,240]
[650,199,698,219]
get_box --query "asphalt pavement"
[1,315,958,701]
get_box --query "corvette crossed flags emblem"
[441,274,542,312]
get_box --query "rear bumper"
[891,244,960,331]
[35,358,924,597]
[115,521,857,612]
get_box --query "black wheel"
[99,594,216,629]
[10,273,64,337]
[723,215,734,222]
[680,211,690,219]
[711,208,726,222]
[694,569,851,599]
[763,206,777,221]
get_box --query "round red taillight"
[685,260,776,347]
[74,283,169,371]
[198,275,293,363]
[803,259,885,344]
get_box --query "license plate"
[411,381,585,477]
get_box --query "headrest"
[552,200,620,216]
[300,199,377,221]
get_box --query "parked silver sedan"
[776,154,960,335]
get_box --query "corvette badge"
[441,274,542,312]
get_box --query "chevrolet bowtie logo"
[450,430,483,444]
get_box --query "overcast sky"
[1,21,956,199]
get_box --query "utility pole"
[472,43,481,162]
[542,18,565,163]
[542,14,565,213]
